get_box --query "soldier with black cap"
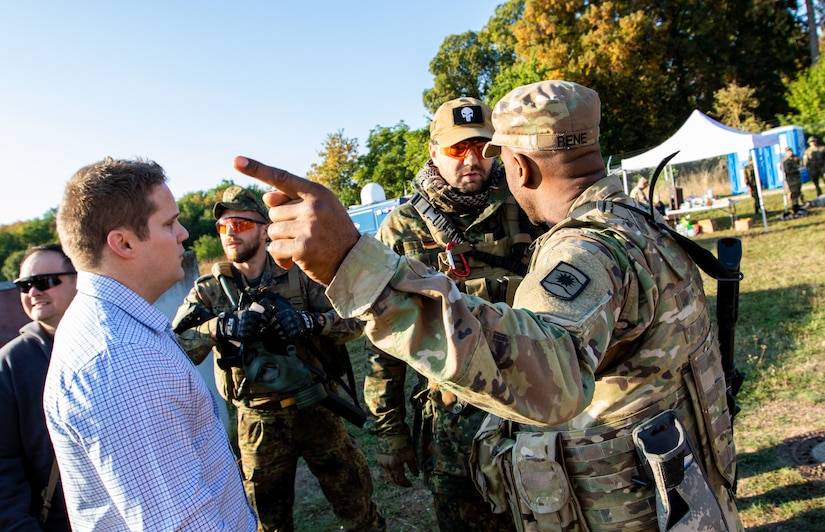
[234,79,745,531]
[172,185,385,532]
[363,97,537,531]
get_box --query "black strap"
[411,192,529,276]
[410,193,467,244]
[570,200,742,282]
[571,151,742,282]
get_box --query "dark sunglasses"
[215,217,267,235]
[13,271,77,293]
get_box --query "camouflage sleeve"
[171,282,218,365]
[363,341,411,438]
[326,235,628,427]
[304,272,364,345]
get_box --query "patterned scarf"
[413,159,504,216]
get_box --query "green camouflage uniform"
[172,256,384,532]
[782,153,803,209]
[327,174,743,531]
[804,141,824,197]
[743,160,760,214]
[365,160,535,531]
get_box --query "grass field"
[291,181,825,530]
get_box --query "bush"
[191,235,225,264]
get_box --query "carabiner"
[445,242,471,278]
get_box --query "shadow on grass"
[742,507,825,532]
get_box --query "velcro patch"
[452,105,484,125]
[541,261,590,300]
[422,240,439,250]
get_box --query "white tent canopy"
[621,110,780,232]
[621,110,780,171]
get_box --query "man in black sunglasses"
[1,243,75,531]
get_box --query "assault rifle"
[172,285,366,428]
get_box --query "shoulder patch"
[541,261,590,300]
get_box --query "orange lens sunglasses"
[440,140,487,160]
[216,217,267,234]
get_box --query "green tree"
[191,234,225,263]
[503,0,808,155]
[1,249,26,282]
[782,57,825,137]
[422,1,524,113]
[354,123,429,200]
[306,130,360,207]
[712,83,767,133]
[17,212,58,249]
[486,54,550,107]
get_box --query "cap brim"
[482,141,501,158]
[436,128,492,148]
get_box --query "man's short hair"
[57,157,167,271]
[483,80,601,158]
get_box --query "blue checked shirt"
[44,273,257,531]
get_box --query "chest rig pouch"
[471,415,587,531]
[212,262,327,410]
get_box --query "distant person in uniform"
[1,244,75,531]
[804,136,824,197]
[781,146,804,215]
[234,79,744,531]
[44,157,256,530]
[743,157,760,215]
[629,176,648,204]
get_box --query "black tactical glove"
[215,310,264,343]
[271,308,324,341]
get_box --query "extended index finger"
[233,156,305,200]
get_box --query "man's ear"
[106,229,134,259]
[428,142,439,162]
[511,152,540,190]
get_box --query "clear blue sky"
[0,1,504,226]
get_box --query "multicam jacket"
[364,166,538,494]
[328,175,742,530]
[172,255,363,406]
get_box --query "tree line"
[2,0,824,279]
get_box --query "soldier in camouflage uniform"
[172,186,385,532]
[364,97,536,532]
[236,79,745,531]
[803,136,824,197]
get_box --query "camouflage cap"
[482,80,601,158]
[430,97,494,147]
[213,185,268,220]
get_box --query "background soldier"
[743,157,760,215]
[1,244,75,531]
[781,146,804,215]
[629,176,648,204]
[804,136,824,198]
[364,97,536,531]
[235,79,744,531]
[172,186,384,532]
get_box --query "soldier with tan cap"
[234,79,744,531]
[363,97,537,531]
